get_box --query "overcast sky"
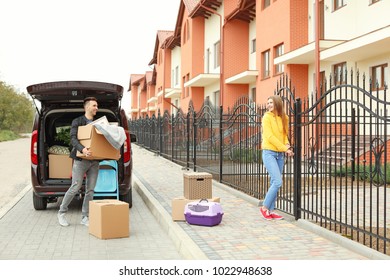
[0,0,180,109]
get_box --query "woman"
[260,95,294,220]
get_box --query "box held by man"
[77,124,120,160]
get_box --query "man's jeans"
[59,159,99,217]
[262,149,285,211]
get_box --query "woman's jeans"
[59,159,100,217]
[262,150,285,211]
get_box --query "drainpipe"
[315,0,320,98]
[199,3,224,108]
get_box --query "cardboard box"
[89,199,129,239]
[76,124,120,160]
[172,197,220,221]
[48,154,73,178]
[183,172,213,199]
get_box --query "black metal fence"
[129,72,389,255]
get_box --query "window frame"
[333,0,345,11]
[333,62,347,85]
[262,49,271,79]
[263,0,271,10]
[251,39,256,54]
[274,43,285,75]
[214,41,221,69]
[371,63,388,90]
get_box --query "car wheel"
[120,190,132,208]
[33,192,47,210]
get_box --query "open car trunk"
[41,109,123,186]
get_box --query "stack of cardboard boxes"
[171,172,220,221]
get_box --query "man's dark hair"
[83,97,97,107]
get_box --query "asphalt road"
[0,136,31,210]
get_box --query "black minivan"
[27,81,135,210]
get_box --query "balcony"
[184,73,220,87]
[274,26,390,65]
[225,70,258,84]
[165,87,181,99]
[147,96,157,104]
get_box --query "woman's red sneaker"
[260,208,272,220]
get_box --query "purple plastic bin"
[184,199,223,226]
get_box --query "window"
[175,66,179,87]
[251,39,256,54]
[250,87,256,103]
[333,62,347,85]
[171,70,174,87]
[183,20,190,44]
[274,43,284,75]
[214,41,221,69]
[213,90,220,108]
[186,19,190,41]
[182,76,186,98]
[186,74,190,97]
[206,48,210,73]
[158,50,162,65]
[333,0,345,10]
[263,0,271,9]
[172,67,179,87]
[372,63,388,90]
[262,50,270,79]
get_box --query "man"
[57,97,100,227]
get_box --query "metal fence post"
[186,112,190,170]
[293,98,302,220]
[171,113,175,162]
[219,105,223,182]
[193,111,197,172]
[158,110,162,156]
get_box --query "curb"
[133,175,209,260]
[0,184,31,220]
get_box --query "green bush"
[333,164,390,184]
[0,130,19,142]
[0,81,35,134]
[230,148,262,163]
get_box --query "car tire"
[33,192,47,210]
[120,189,132,208]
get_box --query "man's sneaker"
[260,208,272,221]
[270,211,284,220]
[57,212,69,227]
[80,216,89,226]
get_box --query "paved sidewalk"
[0,184,182,260]
[132,144,390,260]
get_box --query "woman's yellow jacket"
[261,111,289,152]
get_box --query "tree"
[0,81,35,133]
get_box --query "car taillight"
[31,130,38,165]
[123,131,131,162]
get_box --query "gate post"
[186,112,190,170]
[158,110,162,156]
[219,105,223,182]
[351,108,356,181]
[171,113,175,162]
[193,111,197,172]
[293,98,302,220]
